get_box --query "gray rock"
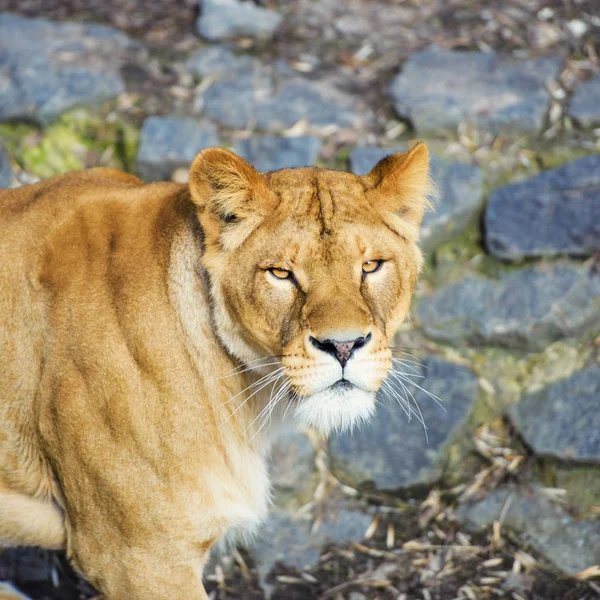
[269,430,315,495]
[254,81,359,131]
[135,116,220,182]
[0,547,55,585]
[196,0,282,41]
[185,45,256,79]
[418,264,600,351]
[570,75,600,129]
[251,506,371,588]
[510,367,600,463]
[0,14,138,125]
[0,146,12,188]
[203,78,361,132]
[329,357,478,492]
[486,155,600,260]
[192,49,366,133]
[389,47,562,135]
[235,135,322,172]
[457,487,600,576]
[350,147,484,252]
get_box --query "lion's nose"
[309,332,372,367]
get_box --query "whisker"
[211,356,283,380]
[383,378,419,424]
[220,355,279,374]
[211,361,282,381]
[282,395,295,421]
[389,375,429,441]
[246,380,292,444]
[389,352,426,368]
[388,345,425,354]
[243,378,290,436]
[391,358,424,377]
[212,367,285,412]
[218,370,285,426]
[381,380,413,421]
[391,372,445,411]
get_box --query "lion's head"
[189,144,433,435]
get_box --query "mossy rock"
[556,465,600,515]
[0,108,139,178]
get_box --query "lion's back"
[0,168,144,493]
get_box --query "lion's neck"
[166,220,285,456]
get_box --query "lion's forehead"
[265,168,369,216]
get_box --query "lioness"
[0,144,432,599]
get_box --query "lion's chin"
[293,385,376,437]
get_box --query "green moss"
[314,147,351,172]
[439,374,506,487]
[0,123,38,154]
[537,146,592,170]
[333,147,350,171]
[20,125,87,178]
[0,108,140,178]
[424,222,527,290]
[120,123,140,172]
[556,465,600,516]
[466,340,592,414]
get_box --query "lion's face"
[190,145,432,435]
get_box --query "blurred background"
[0,0,599,599]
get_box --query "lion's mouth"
[330,379,355,392]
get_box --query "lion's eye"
[362,260,384,274]
[269,268,292,280]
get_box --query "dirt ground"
[2,502,596,599]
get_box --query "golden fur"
[0,144,433,599]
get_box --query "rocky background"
[1,0,600,599]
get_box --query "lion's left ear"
[361,143,434,229]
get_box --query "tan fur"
[0,582,34,600]
[0,144,432,599]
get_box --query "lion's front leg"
[0,582,33,600]
[70,537,212,600]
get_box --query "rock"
[190,48,367,133]
[234,135,322,172]
[0,548,54,586]
[135,116,220,182]
[389,47,562,135]
[196,0,282,42]
[486,155,600,260]
[0,146,13,188]
[253,81,361,132]
[570,75,600,128]
[457,487,600,576]
[203,78,361,132]
[0,14,139,125]
[251,505,372,591]
[269,430,316,498]
[418,264,600,351]
[185,45,255,79]
[348,593,368,600]
[509,367,600,463]
[350,147,484,252]
[0,548,96,598]
[329,357,478,492]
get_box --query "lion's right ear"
[189,148,278,221]
[189,148,279,250]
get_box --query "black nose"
[309,333,372,367]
